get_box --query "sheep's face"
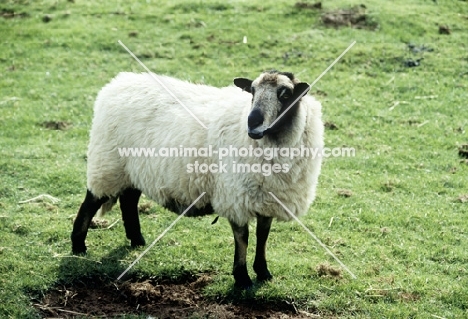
[234,71,310,140]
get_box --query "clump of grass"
[316,263,342,278]
[456,194,468,203]
[41,120,72,131]
[321,5,379,30]
[138,202,155,215]
[336,189,353,197]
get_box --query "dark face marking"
[277,86,293,102]
[235,72,309,140]
[267,82,310,139]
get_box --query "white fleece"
[87,72,323,225]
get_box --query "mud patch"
[403,58,423,68]
[295,2,322,10]
[458,144,468,159]
[138,201,155,214]
[316,263,342,278]
[456,194,468,203]
[407,43,434,54]
[321,5,378,30]
[337,189,353,198]
[1,8,29,19]
[438,25,451,35]
[33,273,318,318]
[41,120,72,130]
[324,121,338,130]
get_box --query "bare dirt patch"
[33,273,319,318]
[41,120,72,130]
[336,189,353,198]
[295,2,322,10]
[324,121,338,130]
[316,263,342,278]
[456,194,468,203]
[438,25,451,35]
[1,8,29,19]
[321,5,378,30]
[458,144,468,159]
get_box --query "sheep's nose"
[248,108,264,129]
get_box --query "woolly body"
[86,72,323,226]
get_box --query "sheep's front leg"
[229,220,253,289]
[253,215,273,282]
[71,189,109,254]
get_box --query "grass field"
[1,0,467,317]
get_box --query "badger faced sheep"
[71,70,324,288]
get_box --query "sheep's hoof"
[72,244,87,255]
[130,235,146,248]
[257,271,273,282]
[234,277,254,290]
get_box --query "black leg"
[119,188,145,248]
[253,215,273,282]
[71,189,109,254]
[229,220,252,289]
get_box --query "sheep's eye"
[278,88,292,100]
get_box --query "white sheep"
[71,70,324,288]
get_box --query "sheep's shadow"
[55,245,212,286]
[223,278,270,300]
[55,240,271,299]
[56,245,132,284]
[219,279,298,314]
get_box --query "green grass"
[1,0,468,317]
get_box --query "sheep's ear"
[293,82,310,101]
[234,78,253,93]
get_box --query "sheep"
[71,70,324,288]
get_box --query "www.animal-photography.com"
[1,0,467,318]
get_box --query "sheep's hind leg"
[253,215,273,282]
[71,189,109,254]
[229,220,253,289]
[119,188,145,248]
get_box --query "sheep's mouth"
[248,127,268,139]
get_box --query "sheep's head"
[234,71,310,140]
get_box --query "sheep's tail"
[96,196,118,217]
